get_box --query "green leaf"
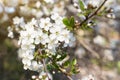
[64,61,70,68]
[72,58,77,66]
[62,18,72,30]
[71,68,80,74]
[79,0,85,11]
[70,16,75,27]
[53,63,59,69]
[47,64,54,70]
[62,18,70,26]
[63,17,75,30]
[34,51,38,57]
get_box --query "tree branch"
[79,0,108,26]
[42,59,51,80]
[48,56,73,80]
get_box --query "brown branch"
[48,57,73,80]
[38,49,51,80]
[79,0,108,26]
[42,59,51,80]
[58,67,73,80]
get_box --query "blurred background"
[0,0,120,80]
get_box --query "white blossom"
[13,17,24,25]
[8,26,14,38]
[39,71,53,80]
[39,17,52,31]
[8,11,75,80]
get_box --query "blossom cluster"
[6,0,74,79]
[8,12,75,79]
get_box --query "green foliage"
[80,23,93,30]
[63,16,75,30]
[63,60,70,68]
[78,0,85,11]
[44,50,79,75]
[63,18,70,26]
[70,58,79,74]
[47,64,55,70]
[72,58,77,66]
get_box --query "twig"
[58,67,73,80]
[42,59,51,80]
[48,57,73,80]
[79,0,108,26]
[38,49,51,80]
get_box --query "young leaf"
[79,0,85,11]
[62,18,70,26]
[63,18,72,30]
[64,61,70,68]
[47,64,54,70]
[72,58,77,66]
[70,16,75,27]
